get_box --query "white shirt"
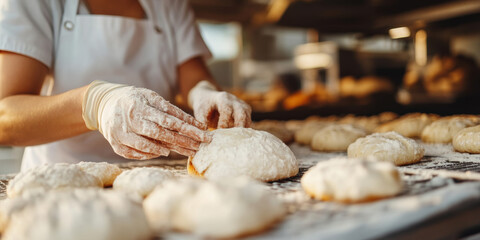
[0,0,210,68]
[0,0,211,170]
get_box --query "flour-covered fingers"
[217,104,234,129]
[149,93,207,130]
[143,107,211,143]
[112,144,163,160]
[161,141,196,157]
[233,108,251,127]
[133,120,201,151]
[120,133,170,157]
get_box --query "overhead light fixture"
[389,27,411,39]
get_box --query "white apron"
[22,0,179,170]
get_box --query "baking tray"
[2,143,480,239]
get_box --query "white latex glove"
[188,81,252,128]
[82,81,211,159]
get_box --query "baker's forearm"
[0,86,90,146]
[177,56,219,102]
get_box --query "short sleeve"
[168,0,212,65]
[0,0,54,68]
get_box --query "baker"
[0,0,251,170]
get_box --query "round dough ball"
[375,113,439,138]
[2,189,152,240]
[301,157,403,203]
[453,125,480,153]
[113,167,175,198]
[144,177,286,238]
[311,124,368,152]
[294,121,330,145]
[421,117,477,143]
[285,120,304,132]
[339,114,378,132]
[7,163,102,198]
[77,162,123,187]
[348,132,424,166]
[188,128,298,182]
[1,190,46,233]
[378,112,399,123]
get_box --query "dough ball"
[348,132,424,166]
[144,177,286,238]
[252,120,294,143]
[7,163,102,198]
[77,162,123,187]
[453,125,480,153]
[294,121,330,145]
[301,157,403,203]
[338,114,376,132]
[113,167,175,198]
[421,117,477,143]
[378,112,399,123]
[188,128,298,182]
[1,189,152,240]
[285,120,304,132]
[311,124,368,152]
[375,113,439,138]
[1,190,46,233]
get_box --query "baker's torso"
[22,0,179,170]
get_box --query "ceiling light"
[389,27,411,39]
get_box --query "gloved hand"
[188,81,252,128]
[82,81,210,159]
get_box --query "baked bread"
[188,128,298,182]
[143,177,286,238]
[311,124,367,152]
[348,132,424,166]
[301,157,403,203]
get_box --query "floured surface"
[2,143,480,239]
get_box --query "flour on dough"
[294,121,330,145]
[311,124,367,152]
[453,125,480,153]
[113,167,175,198]
[301,157,403,203]
[143,177,286,238]
[188,127,298,182]
[375,113,439,138]
[7,163,102,198]
[77,162,122,187]
[348,132,424,166]
[421,117,477,143]
[1,188,152,240]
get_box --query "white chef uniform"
[0,0,211,170]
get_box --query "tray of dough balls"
[2,113,480,240]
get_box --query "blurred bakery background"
[2,0,480,174]
[190,0,480,119]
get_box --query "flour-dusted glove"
[188,81,252,128]
[82,81,211,159]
